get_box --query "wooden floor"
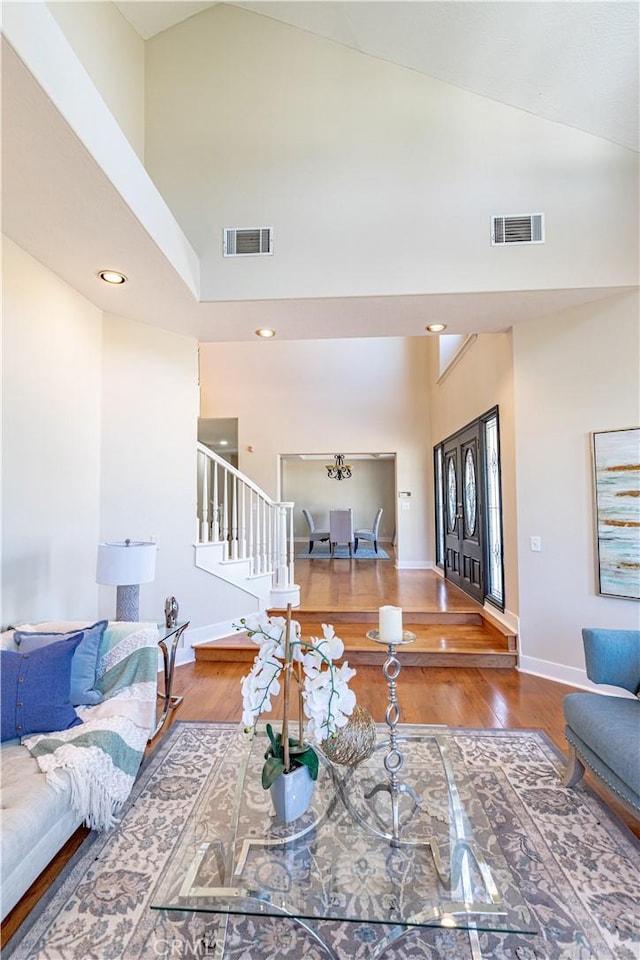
[3,563,638,946]
[293,546,474,613]
[197,550,518,667]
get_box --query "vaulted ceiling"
[114,1,638,151]
[2,2,638,342]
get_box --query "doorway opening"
[198,418,238,468]
[280,453,396,550]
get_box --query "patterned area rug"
[6,722,639,960]
[296,544,389,559]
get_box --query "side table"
[152,620,190,739]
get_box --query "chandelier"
[326,454,352,481]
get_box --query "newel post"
[270,502,300,608]
[274,502,293,589]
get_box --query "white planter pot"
[270,763,315,823]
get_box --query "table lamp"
[96,539,157,621]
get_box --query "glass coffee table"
[151,723,536,959]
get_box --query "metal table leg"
[151,621,189,738]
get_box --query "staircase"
[195,606,517,669]
[192,446,516,667]
[194,443,299,609]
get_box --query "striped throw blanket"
[23,623,158,832]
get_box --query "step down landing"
[193,616,517,669]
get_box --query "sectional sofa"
[1,620,158,920]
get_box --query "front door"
[443,422,484,603]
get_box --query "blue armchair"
[563,628,640,818]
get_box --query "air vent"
[223,227,273,257]
[492,214,545,245]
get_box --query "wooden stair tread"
[193,620,516,668]
[271,607,516,642]
[281,609,485,627]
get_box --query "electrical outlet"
[530,536,541,552]
[401,501,410,511]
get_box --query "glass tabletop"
[151,722,535,937]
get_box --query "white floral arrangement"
[237,610,357,788]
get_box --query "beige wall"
[47,0,145,159]
[513,290,640,682]
[199,337,431,565]
[427,332,518,618]
[283,459,395,543]
[99,313,202,623]
[1,238,103,625]
[99,313,252,631]
[146,3,638,303]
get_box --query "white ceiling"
[2,3,638,344]
[115,1,639,152]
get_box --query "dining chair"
[354,507,383,554]
[329,509,354,556]
[302,508,329,553]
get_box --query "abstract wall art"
[592,427,640,600]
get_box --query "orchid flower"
[236,617,356,743]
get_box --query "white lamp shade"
[96,541,156,586]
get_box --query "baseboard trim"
[518,654,635,697]
[396,560,434,570]
[188,618,245,646]
[484,605,519,635]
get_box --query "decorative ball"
[321,705,377,767]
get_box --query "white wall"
[1,238,102,625]
[47,0,145,159]
[145,3,638,303]
[1,239,252,637]
[99,313,251,630]
[513,290,640,684]
[199,337,431,565]
[283,459,395,542]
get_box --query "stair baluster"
[195,443,299,607]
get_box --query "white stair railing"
[196,443,296,597]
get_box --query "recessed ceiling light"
[255,328,275,338]
[219,440,228,446]
[99,270,127,285]
[425,323,447,333]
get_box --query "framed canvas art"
[592,427,640,600]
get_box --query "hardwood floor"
[293,546,476,613]
[196,551,518,667]
[3,564,638,946]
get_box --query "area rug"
[296,544,389,559]
[6,722,639,960]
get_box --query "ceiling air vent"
[492,214,545,245]
[223,227,273,257]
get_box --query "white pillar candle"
[379,605,403,642]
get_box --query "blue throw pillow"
[1,636,84,742]
[14,619,107,706]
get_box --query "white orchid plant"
[237,607,356,789]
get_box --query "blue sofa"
[563,628,640,818]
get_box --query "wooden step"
[282,605,517,653]
[193,618,517,669]
[283,609,485,626]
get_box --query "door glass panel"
[484,415,504,606]
[447,456,457,532]
[464,447,477,537]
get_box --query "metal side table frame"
[152,620,190,739]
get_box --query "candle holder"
[365,628,421,843]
